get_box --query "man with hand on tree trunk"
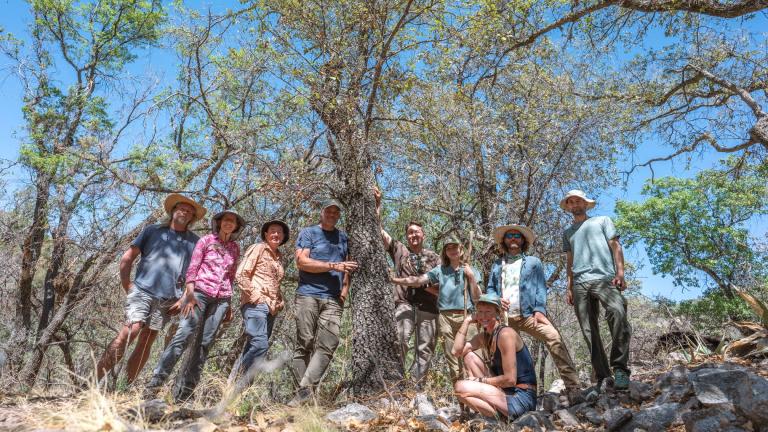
[374,187,440,382]
[561,189,632,392]
[289,200,358,407]
[95,193,205,386]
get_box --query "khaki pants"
[507,315,580,388]
[395,302,437,380]
[438,311,477,382]
[572,279,632,381]
[292,294,343,388]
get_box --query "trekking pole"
[413,291,421,388]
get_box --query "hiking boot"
[582,380,603,402]
[614,369,630,391]
[287,387,312,407]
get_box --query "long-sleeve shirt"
[235,242,285,314]
[185,233,240,299]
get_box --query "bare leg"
[454,380,509,417]
[460,396,498,417]
[96,322,144,381]
[125,328,158,384]
[463,351,487,379]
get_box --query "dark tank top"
[489,326,537,394]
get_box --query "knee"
[454,380,471,396]
[463,351,482,366]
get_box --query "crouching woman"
[452,294,537,420]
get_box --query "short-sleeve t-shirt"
[296,225,349,299]
[388,239,440,313]
[426,265,483,311]
[562,216,618,284]
[132,224,200,299]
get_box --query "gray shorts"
[124,287,177,331]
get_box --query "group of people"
[93,187,632,422]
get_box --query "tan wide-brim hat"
[492,224,536,247]
[559,189,596,211]
[163,193,207,224]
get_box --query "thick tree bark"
[338,162,404,394]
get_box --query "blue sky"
[1,0,765,302]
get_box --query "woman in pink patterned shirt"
[146,210,243,401]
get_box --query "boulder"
[326,403,377,427]
[688,365,768,428]
[629,381,654,403]
[126,399,168,423]
[654,365,689,392]
[435,404,461,422]
[411,414,451,432]
[538,392,560,412]
[604,407,633,432]
[681,407,741,432]
[413,393,437,416]
[620,402,679,431]
[553,409,580,428]
[512,411,555,431]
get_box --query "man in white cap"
[561,190,631,391]
[486,224,580,396]
[289,199,358,406]
[96,193,206,384]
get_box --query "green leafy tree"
[615,159,768,299]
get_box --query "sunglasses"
[504,233,523,239]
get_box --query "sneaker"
[287,387,312,407]
[614,369,630,390]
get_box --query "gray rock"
[127,399,168,423]
[604,407,632,432]
[689,366,768,428]
[183,417,219,432]
[620,403,679,432]
[597,393,619,411]
[413,393,437,416]
[548,378,566,394]
[654,365,689,393]
[553,409,580,428]
[629,381,654,402]
[413,414,451,432]
[512,411,555,431]
[654,383,693,404]
[538,392,560,412]
[326,403,377,427]
[682,407,740,432]
[582,407,603,425]
[436,404,461,422]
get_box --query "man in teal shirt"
[561,190,631,391]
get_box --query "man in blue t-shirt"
[288,200,358,406]
[561,189,631,391]
[96,193,205,385]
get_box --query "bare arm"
[119,246,141,293]
[464,264,482,304]
[391,274,429,287]
[373,186,392,249]
[608,237,626,290]
[452,315,483,357]
[295,248,358,273]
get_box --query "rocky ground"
[1,357,767,431]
